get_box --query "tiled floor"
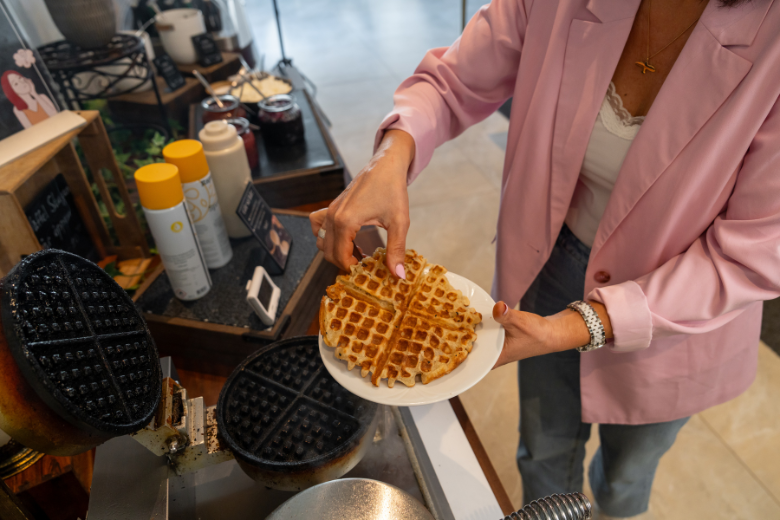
[244,1,780,518]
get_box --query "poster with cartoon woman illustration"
[0,1,59,140]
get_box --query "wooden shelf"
[177,52,241,83]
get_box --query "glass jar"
[226,117,259,171]
[257,94,305,146]
[201,95,246,123]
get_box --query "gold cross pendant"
[635,60,656,74]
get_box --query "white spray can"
[135,163,212,301]
[163,139,233,268]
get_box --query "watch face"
[258,275,273,310]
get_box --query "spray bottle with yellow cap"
[162,139,233,268]
[135,163,212,301]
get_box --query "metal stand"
[38,34,171,136]
[271,0,292,69]
[268,0,317,96]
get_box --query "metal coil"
[502,492,592,520]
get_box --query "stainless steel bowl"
[266,478,434,520]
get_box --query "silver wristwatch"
[567,300,607,353]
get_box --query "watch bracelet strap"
[567,300,607,352]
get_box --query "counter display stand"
[176,51,242,83]
[134,211,341,366]
[189,89,346,208]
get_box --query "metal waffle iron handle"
[501,492,593,520]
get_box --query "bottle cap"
[134,163,184,210]
[199,120,240,152]
[162,140,210,183]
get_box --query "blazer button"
[594,271,611,284]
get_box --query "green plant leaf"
[151,132,167,147]
[103,261,121,278]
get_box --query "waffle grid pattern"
[321,249,482,388]
[217,338,377,466]
[2,250,161,434]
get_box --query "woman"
[2,70,57,129]
[311,0,780,518]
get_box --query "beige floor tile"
[316,76,399,127]
[458,362,524,510]
[581,415,780,520]
[406,190,500,293]
[451,113,510,191]
[407,145,495,207]
[699,343,780,502]
[650,414,780,520]
[582,423,599,503]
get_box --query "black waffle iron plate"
[217,336,379,491]
[0,249,162,455]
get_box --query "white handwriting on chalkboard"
[46,190,65,213]
[28,205,49,233]
[51,209,72,239]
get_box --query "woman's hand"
[310,129,415,275]
[492,300,613,367]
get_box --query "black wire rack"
[39,34,169,134]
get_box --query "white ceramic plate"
[318,272,505,406]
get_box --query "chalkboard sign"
[191,33,223,67]
[153,53,186,92]
[236,183,291,274]
[25,174,98,261]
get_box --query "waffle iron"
[0,249,162,455]
[216,336,379,490]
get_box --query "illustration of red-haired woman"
[1,70,56,129]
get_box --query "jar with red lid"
[257,94,305,146]
[201,95,246,123]
[226,117,259,171]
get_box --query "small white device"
[246,266,281,326]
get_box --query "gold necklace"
[635,0,704,74]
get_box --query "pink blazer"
[376,0,780,424]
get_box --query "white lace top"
[565,82,645,247]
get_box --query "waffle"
[319,283,401,378]
[336,248,426,310]
[374,314,477,387]
[320,248,482,387]
[408,264,482,329]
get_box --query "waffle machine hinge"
[130,377,234,475]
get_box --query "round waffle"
[321,248,483,388]
[216,336,378,490]
[0,249,162,436]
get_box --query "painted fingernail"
[395,264,406,280]
[502,303,509,316]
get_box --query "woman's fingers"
[491,302,555,368]
[328,208,361,270]
[310,208,328,254]
[310,208,327,237]
[492,301,511,321]
[384,217,410,279]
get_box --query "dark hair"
[719,0,750,6]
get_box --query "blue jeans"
[517,225,688,517]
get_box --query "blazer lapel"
[591,0,771,253]
[549,0,640,235]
